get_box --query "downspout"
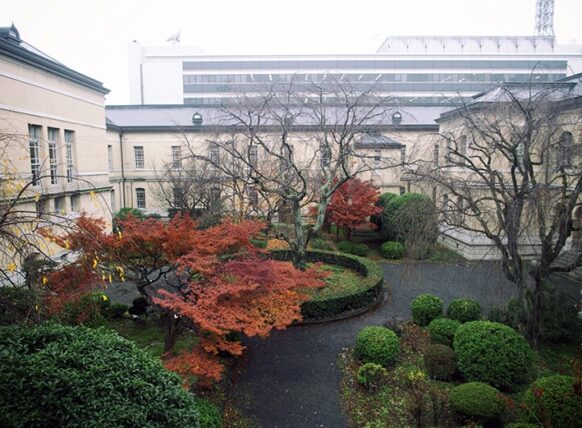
[118,131,127,208]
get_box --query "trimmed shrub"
[0,287,41,325]
[423,344,457,380]
[61,291,111,327]
[503,424,538,428]
[449,382,505,422]
[309,237,336,251]
[355,326,399,367]
[0,323,200,427]
[356,362,387,390]
[249,238,268,249]
[337,240,353,254]
[411,294,443,326]
[522,375,581,428]
[104,303,128,319]
[194,397,222,428]
[447,299,482,323]
[350,243,370,257]
[380,241,405,259]
[428,317,461,346]
[454,321,533,391]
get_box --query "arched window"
[135,188,146,209]
[558,131,573,168]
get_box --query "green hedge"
[355,326,400,367]
[0,323,200,427]
[270,250,384,321]
[449,382,505,422]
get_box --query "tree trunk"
[162,312,181,355]
[291,200,307,270]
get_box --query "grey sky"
[3,0,582,104]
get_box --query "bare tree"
[409,83,582,346]
[184,79,402,267]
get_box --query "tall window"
[249,145,258,167]
[558,131,573,168]
[374,150,382,169]
[134,146,144,169]
[171,146,182,169]
[70,194,80,212]
[107,145,113,170]
[209,145,220,165]
[64,130,74,183]
[54,197,65,214]
[28,125,41,185]
[135,188,146,209]
[433,144,440,167]
[173,187,184,208]
[249,188,259,206]
[515,141,525,169]
[459,135,467,158]
[48,128,58,184]
[400,146,406,166]
[110,190,115,212]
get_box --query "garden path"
[227,261,519,428]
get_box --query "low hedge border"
[270,250,385,322]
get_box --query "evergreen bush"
[380,241,405,259]
[449,382,505,422]
[428,318,461,346]
[423,344,457,380]
[411,294,443,326]
[354,326,400,367]
[447,299,482,323]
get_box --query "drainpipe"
[118,131,127,208]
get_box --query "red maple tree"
[325,178,382,240]
[46,213,327,384]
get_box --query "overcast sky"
[3,0,582,104]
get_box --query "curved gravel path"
[228,261,519,428]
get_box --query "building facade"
[0,25,112,281]
[128,36,582,106]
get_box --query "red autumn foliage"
[324,178,382,239]
[49,213,327,384]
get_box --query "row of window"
[28,125,75,186]
[183,59,567,71]
[183,73,564,85]
[35,194,81,217]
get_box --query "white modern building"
[128,35,582,106]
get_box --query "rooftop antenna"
[166,30,181,45]
[534,0,555,37]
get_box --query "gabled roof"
[0,24,109,94]
[355,132,403,149]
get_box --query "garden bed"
[270,250,384,321]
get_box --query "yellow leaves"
[108,274,113,284]
[34,193,41,202]
[64,240,71,251]
[101,294,109,302]
[92,258,99,269]
[115,266,125,281]
[117,231,123,240]
[89,191,97,200]
[42,276,48,286]
[7,262,16,272]
[35,304,40,312]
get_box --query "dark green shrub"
[447,299,482,323]
[350,243,369,257]
[428,318,461,346]
[449,382,505,422]
[355,326,399,367]
[411,294,443,326]
[522,375,581,428]
[0,323,200,427]
[503,423,538,428]
[337,240,353,253]
[423,344,457,380]
[371,192,398,228]
[61,291,110,327]
[454,321,533,391]
[249,238,268,248]
[309,237,336,251]
[194,397,222,428]
[356,362,387,390]
[0,287,41,325]
[113,207,146,232]
[104,303,128,319]
[381,193,438,259]
[380,241,405,259]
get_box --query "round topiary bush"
[337,240,353,254]
[449,382,505,422]
[356,362,388,390]
[350,243,370,257]
[354,326,400,367]
[521,375,582,428]
[447,298,482,323]
[423,344,457,380]
[428,317,462,346]
[454,321,533,391]
[0,323,200,427]
[380,241,405,259]
[193,397,223,428]
[411,294,443,326]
